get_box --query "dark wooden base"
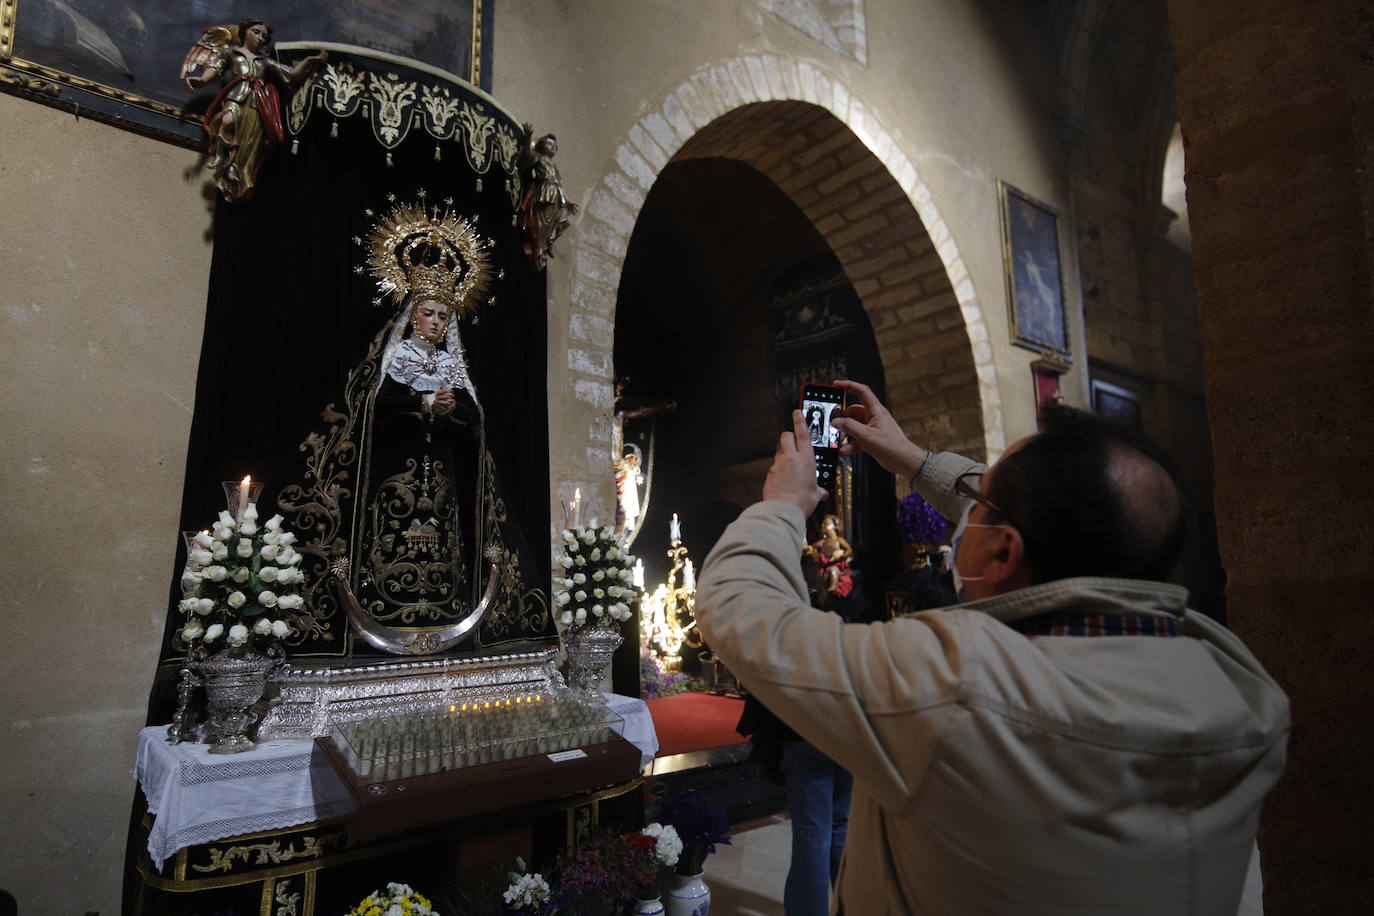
[317,734,643,841]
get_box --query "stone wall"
[0,94,211,912]
[1168,0,1374,907]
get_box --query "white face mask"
[949,501,1012,600]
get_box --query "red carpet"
[647,692,746,758]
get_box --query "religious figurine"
[181,19,327,202]
[805,514,855,598]
[614,450,643,532]
[805,404,826,446]
[517,123,579,269]
[611,376,675,537]
[279,198,555,654]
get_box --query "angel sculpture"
[517,123,579,270]
[805,515,855,598]
[181,19,327,202]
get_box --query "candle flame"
[242,475,252,486]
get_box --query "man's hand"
[762,409,828,517]
[432,387,457,417]
[831,379,928,480]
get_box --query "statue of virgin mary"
[280,200,553,655]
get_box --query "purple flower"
[897,492,950,545]
[640,651,691,700]
[654,788,732,869]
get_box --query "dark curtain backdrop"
[147,54,550,723]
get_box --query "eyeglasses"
[953,470,1015,525]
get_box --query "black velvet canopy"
[148,49,554,720]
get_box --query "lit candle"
[571,487,582,529]
[683,559,696,590]
[238,475,252,518]
[670,513,681,542]
[633,557,645,588]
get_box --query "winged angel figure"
[181,19,327,202]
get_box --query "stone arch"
[563,55,1005,501]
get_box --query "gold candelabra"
[639,535,700,667]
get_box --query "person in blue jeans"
[737,521,871,915]
[783,739,853,915]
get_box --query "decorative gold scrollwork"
[273,876,303,916]
[191,833,345,874]
[287,54,519,184]
[459,104,495,171]
[323,62,365,115]
[368,71,418,146]
[0,65,60,97]
[420,84,462,138]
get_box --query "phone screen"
[800,385,844,452]
[800,384,844,489]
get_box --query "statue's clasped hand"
[432,387,457,417]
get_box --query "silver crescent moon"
[330,558,499,655]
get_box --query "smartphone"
[799,383,844,489]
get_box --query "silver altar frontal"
[256,646,565,739]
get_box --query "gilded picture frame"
[998,180,1072,362]
[0,0,492,146]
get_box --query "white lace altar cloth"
[134,693,658,870]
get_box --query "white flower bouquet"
[178,502,307,651]
[554,525,640,630]
[641,821,684,869]
[502,871,552,911]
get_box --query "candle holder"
[221,478,264,522]
[639,537,700,661]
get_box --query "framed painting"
[1091,377,1142,428]
[0,0,493,145]
[998,180,1071,362]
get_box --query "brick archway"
[564,55,1004,499]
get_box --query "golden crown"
[363,198,493,318]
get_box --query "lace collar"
[386,337,469,393]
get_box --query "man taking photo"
[694,379,1288,915]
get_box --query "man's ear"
[982,527,1030,590]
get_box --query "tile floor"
[703,814,792,915]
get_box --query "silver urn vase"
[196,645,283,754]
[563,625,623,700]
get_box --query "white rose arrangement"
[179,502,306,651]
[554,525,640,631]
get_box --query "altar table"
[134,692,657,871]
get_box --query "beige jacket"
[695,455,1289,915]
